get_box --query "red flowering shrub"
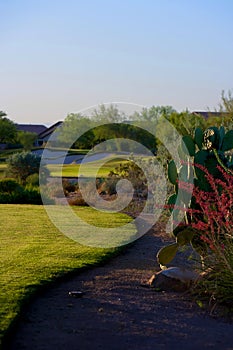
[180,164,233,252]
[177,165,233,306]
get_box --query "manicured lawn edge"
[0,204,135,348]
[1,245,126,349]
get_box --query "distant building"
[0,122,63,150]
[35,121,63,146]
[16,124,47,135]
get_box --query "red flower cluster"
[180,164,233,250]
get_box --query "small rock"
[68,291,84,298]
[148,267,199,292]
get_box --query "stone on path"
[148,267,199,292]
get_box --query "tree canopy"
[58,105,158,153]
[17,131,38,150]
[0,111,17,144]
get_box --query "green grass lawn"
[0,204,133,345]
[39,147,89,155]
[48,158,128,178]
[0,153,127,179]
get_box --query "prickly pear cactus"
[157,125,233,268]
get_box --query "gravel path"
[5,225,233,350]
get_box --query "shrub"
[0,177,53,204]
[104,160,148,198]
[187,165,232,251]
[68,194,89,206]
[159,164,233,307]
[0,192,19,204]
[17,130,37,150]
[62,179,77,195]
[157,124,233,309]
[0,178,22,193]
[6,151,49,185]
[185,166,233,308]
[0,178,24,203]
[26,173,39,187]
[23,187,43,204]
[158,125,233,266]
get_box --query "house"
[35,121,63,146]
[15,122,63,147]
[16,124,47,135]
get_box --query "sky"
[1,0,233,125]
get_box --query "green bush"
[23,187,43,204]
[26,173,40,187]
[0,192,15,203]
[0,187,46,205]
[0,178,23,203]
[6,151,49,185]
[0,177,54,204]
[0,178,22,193]
[104,161,148,198]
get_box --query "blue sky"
[1,0,233,125]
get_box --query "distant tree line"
[57,91,233,153]
[1,90,233,151]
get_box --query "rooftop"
[16,124,47,135]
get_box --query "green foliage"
[6,151,49,185]
[157,228,195,267]
[0,178,24,203]
[157,243,179,266]
[92,103,125,123]
[0,177,46,204]
[93,123,157,153]
[161,125,233,267]
[132,107,204,147]
[170,125,232,198]
[54,104,209,153]
[167,110,206,137]
[26,173,40,186]
[217,90,233,129]
[23,186,41,204]
[182,135,196,156]
[0,112,17,144]
[221,130,233,152]
[188,168,233,307]
[17,131,37,150]
[105,160,147,197]
[58,113,95,148]
[58,106,157,152]
[0,111,7,118]
[132,105,176,122]
[194,128,204,150]
[167,160,178,185]
[0,178,22,193]
[202,90,233,130]
[196,250,233,307]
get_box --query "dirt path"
[5,225,233,350]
